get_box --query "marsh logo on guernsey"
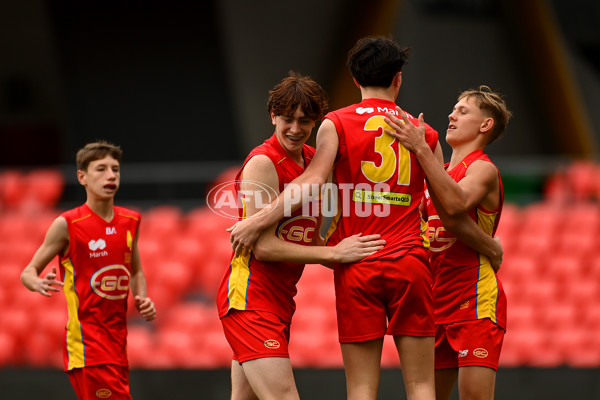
[264,339,281,349]
[91,265,130,300]
[356,106,374,114]
[89,238,108,258]
[277,216,317,244]
[89,239,106,251]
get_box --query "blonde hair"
[459,85,512,143]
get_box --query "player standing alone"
[21,141,156,400]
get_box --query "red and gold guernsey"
[217,134,318,323]
[426,149,507,329]
[58,203,141,371]
[325,98,438,259]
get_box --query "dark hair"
[459,85,512,143]
[347,36,410,88]
[76,141,122,171]
[267,71,328,121]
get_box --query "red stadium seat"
[498,253,539,283]
[33,304,67,338]
[525,330,564,367]
[170,237,211,291]
[0,170,28,210]
[586,256,600,285]
[185,207,232,242]
[22,169,65,212]
[140,205,183,243]
[564,160,599,202]
[137,239,163,271]
[580,304,600,330]
[565,329,600,367]
[495,203,521,241]
[23,331,63,367]
[289,328,343,368]
[518,277,558,308]
[0,332,19,366]
[0,308,32,347]
[158,301,217,332]
[511,226,557,258]
[553,231,597,259]
[499,329,534,367]
[564,279,600,309]
[295,265,336,306]
[144,283,179,312]
[155,329,194,367]
[562,203,600,231]
[506,302,536,330]
[537,303,577,331]
[198,329,234,368]
[543,255,584,289]
[152,260,194,297]
[127,325,156,368]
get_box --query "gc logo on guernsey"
[91,265,130,300]
[276,216,317,244]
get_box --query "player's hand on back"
[334,233,386,263]
[384,108,428,154]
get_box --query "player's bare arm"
[254,226,385,266]
[428,184,503,272]
[227,154,280,257]
[130,230,156,321]
[228,120,339,256]
[20,216,68,297]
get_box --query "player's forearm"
[430,189,501,259]
[253,237,336,265]
[415,148,468,215]
[442,213,501,259]
[20,266,40,291]
[129,272,147,298]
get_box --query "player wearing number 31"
[21,141,155,400]
[228,36,502,400]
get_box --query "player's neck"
[360,86,396,102]
[86,199,115,222]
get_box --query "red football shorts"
[435,318,505,370]
[221,309,291,363]
[334,248,434,343]
[67,364,131,400]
